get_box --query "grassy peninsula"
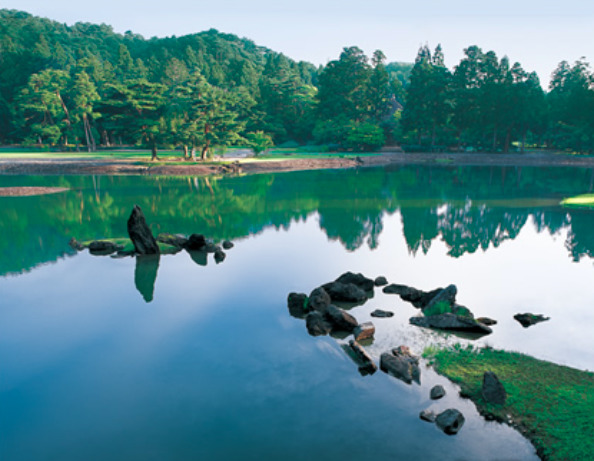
[425,346,594,461]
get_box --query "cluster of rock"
[287,272,519,437]
[383,283,495,336]
[70,205,234,264]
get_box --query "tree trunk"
[83,114,92,152]
[201,143,210,161]
[503,127,511,153]
[151,139,159,161]
[183,145,189,160]
[431,123,437,148]
[521,130,526,153]
[190,146,196,161]
[492,126,498,152]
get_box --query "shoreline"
[2,151,594,176]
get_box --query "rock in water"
[435,409,465,435]
[353,322,375,341]
[370,309,394,318]
[430,385,446,400]
[325,305,358,332]
[185,234,206,251]
[410,313,493,335]
[287,292,308,318]
[514,313,550,328]
[482,371,506,405]
[88,240,122,255]
[307,287,331,313]
[127,205,159,255]
[305,311,332,336]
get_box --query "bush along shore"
[424,345,594,461]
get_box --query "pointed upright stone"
[127,205,159,255]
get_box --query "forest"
[1,9,593,155]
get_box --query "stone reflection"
[134,254,160,303]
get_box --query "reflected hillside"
[2,165,594,275]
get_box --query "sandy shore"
[1,151,594,177]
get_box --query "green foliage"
[246,131,274,155]
[423,300,452,316]
[344,122,385,152]
[427,346,594,461]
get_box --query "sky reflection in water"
[3,165,594,460]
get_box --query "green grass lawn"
[424,345,594,461]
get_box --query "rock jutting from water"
[514,313,550,328]
[127,205,160,255]
[435,409,465,435]
[379,345,421,385]
[370,309,394,318]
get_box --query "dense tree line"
[1,9,593,154]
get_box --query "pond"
[2,165,594,461]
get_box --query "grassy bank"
[424,346,594,461]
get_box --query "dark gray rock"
[69,237,85,251]
[380,353,417,384]
[370,309,394,318]
[324,281,368,303]
[476,317,497,326]
[325,304,358,332]
[380,347,420,384]
[214,248,226,264]
[482,371,506,405]
[204,241,218,253]
[353,322,375,341]
[88,240,122,255]
[222,240,234,250]
[430,385,446,400]
[347,340,377,375]
[410,313,493,335]
[334,272,375,291]
[127,205,159,255]
[374,276,388,286]
[419,409,436,423]
[383,284,443,309]
[307,287,331,313]
[185,234,206,251]
[134,254,160,303]
[423,284,458,313]
[435,409,465,435]
[514,313,550,328]
[305,312,332,336]
[156,233,188,249]
[287,292,308,318]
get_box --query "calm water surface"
[2,165,594,460]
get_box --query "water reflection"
[134,254,160,303]
[2,166,594,277]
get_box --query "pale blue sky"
[3,0,593,87]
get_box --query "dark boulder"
[222,240,234,250]
[287,292,308,318]
[383,284,443,309]
[430,385,446,400]
[435,409,465,435]
[185,234,206,251]
[307,287,331,313]
[305,312,332,336]
[214,248,226,264]
[334,272,375,291]
[324,281,368,303]
[482,371,506,405]
[374,276,388,286]
[410,313,493,335]
[204,241,218,253]
[127,205,159,255]
[88,240,122,255]
[370,309,394,318]
[380,346,420,384]
[353,322,375,341]
[325,304,358,332]
[423,284,458,313]
[156,233,188,249]
[514,313,550,328]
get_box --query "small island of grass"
[424,346,594,461]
